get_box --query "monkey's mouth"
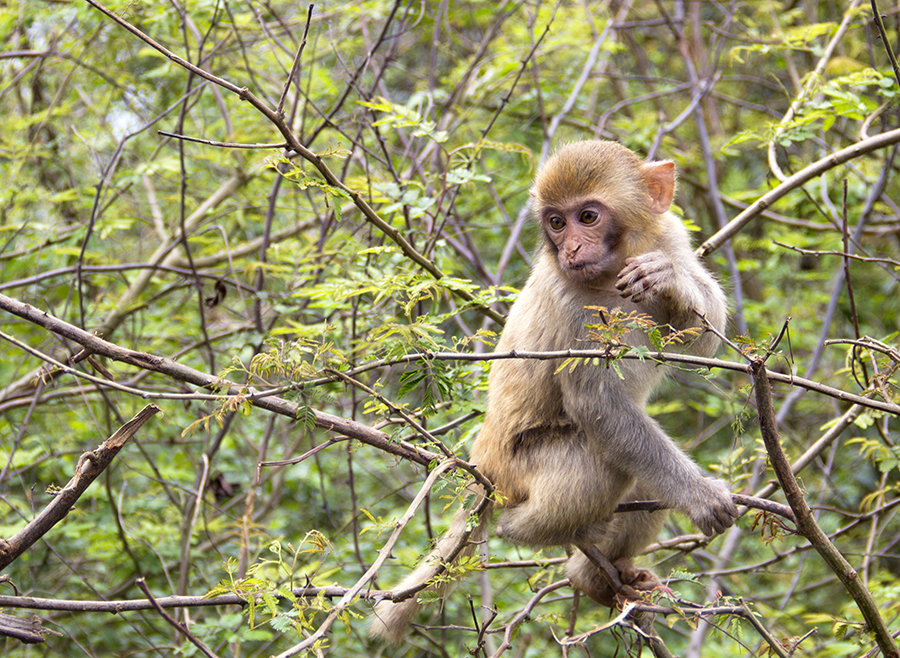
[562,259,605,280]
[559,247,621,280]
[563,256,597,271]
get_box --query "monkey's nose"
[564,244,582,261]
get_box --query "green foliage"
[360,97,450,144]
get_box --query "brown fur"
[369,140,737,641]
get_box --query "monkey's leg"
[567,483,667,606]
[572,549,676,658]
[567,549,663,607]
[493,429,635,546]
[572,545,637,605]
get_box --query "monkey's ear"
[642,161,675,214]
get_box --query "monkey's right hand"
[687,478,739,536]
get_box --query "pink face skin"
[540,197,624,283]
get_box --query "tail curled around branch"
[368,488,491,644]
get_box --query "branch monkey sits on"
[370,140,738,643]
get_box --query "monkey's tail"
[368,488,491,644]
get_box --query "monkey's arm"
[563,376,737,535]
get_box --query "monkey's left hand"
[615,251,676,304]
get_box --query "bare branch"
[273,459,461,657]
[83,0,504,325]
[697,126,900,258]
[135,579,218,658]
[0,405,160,570]
[751,357,899,658]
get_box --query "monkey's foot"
[567,553,663,607]
[612,559,672,605]
[616,558,658,590]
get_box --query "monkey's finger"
[616,258,644,279]
[616,262,645,281]
[715,516,735,533]
[615,279,635,298]
[619,276,652,302]
[695,508,731,536]
[618,286,643,302]
[712,507,738,534]
[617,263,666,295]
[613,584,642,606]
[615,268,645,290]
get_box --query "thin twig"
[3,291,899,423]
[324,367,455,457]
[738,598,789,658]
[135,579,218,658]
[157,130,287,149]
[273,459,463,657]
[276,4,314,116]
[293,348,900,416]
[766,0,863,181]
[489,580,569,658]
[83,0,504,325]
[871,0,900,88]
[0,586,391,613]
[771,240,900,268]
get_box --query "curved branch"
[766,0,863,182]
[697,126,900,257]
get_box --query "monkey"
[369,140,738,643]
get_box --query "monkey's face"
[540,198,624,282]
[531,141,676,284]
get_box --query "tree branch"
[83,0,504,325]
[750,357,899,658]
[697,126,900,258]
[135,578,218,658]
[0,291,442,468]
[0,404,160,570]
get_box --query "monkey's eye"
[579,209,599,225]
[547,215,566,230]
